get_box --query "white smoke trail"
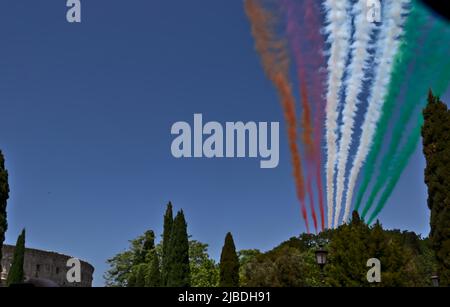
[342,0,410,223]
[334,1,375,227]
[323,0,351,228]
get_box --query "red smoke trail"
[285,1,318,233]
[245,0,309,233]
[306,175,318,233]
[284,0,326,231]
[304,0,327,231]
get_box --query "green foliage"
[134,230,155,265]
[422,91,450,285]
[189,240,219,287]
[130,263,148,287]
[240,212,436,287]
[104,250,134,287]
[161,202,173,286]
[0,150,10,282]
[7,229,26,286]
[240,243,320,287]
[166,210,191,287]
[105,231,157,287]
[219,232,240,287]
[108,240,162,287]
[106,204,221,287]
[326,212,372,286]
[325,212,434,287]
[145,250,162,287]
[105,205,437,288]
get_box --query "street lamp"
[315,245,328,286]
[431,274,439,287]
[315,245,328,269]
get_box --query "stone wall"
[1,245,94,287]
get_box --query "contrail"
[304,0,327,232]
[352,0,419,216]
[307,176,318,232]
[323,0,351,228]
[284,0,318,232]
[342,0,411,223]
[334,0,375,226]
[245,0,309,233]
[368,57,450,223]
[361,21,450,219]
[367,116,423,224]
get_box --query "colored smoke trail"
[368,53,450,223]
[305,0,327,231]
[307,176,318,232]
[367,117,423,224]
[362,20,449,218]
[323,0,352,228]
[351,0,420,216]
[364,30,450,221]
[342,0,411,223]
[360,2,450,219]
[334,0,375,226]
[284,0,318,232]
[244,0,309,233]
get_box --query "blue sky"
[0,1,448,286]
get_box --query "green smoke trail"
[360,19,450,219]
[367,116,423,224]
[353,2,427,212]
[367,51,450,222]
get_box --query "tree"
[129,263,148,287]
[104,230,155,287]
[0,150,9,282]
[189,240,219,287]
[219,232,239,287]
[145,250,162,287]
[326,211,372,286]
[134,230,155,265]
[239,246,320,287]
[104,250,134,287]
[422,91,450,285]
[166,210,190,287]
[161,202,173,286]
[7,229,26,286]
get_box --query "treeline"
[241,212,436,287]
[104,203,240,287]
[105,208,437,287]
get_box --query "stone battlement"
[1,245,94,287]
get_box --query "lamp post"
[315,245,328,285]
[431,274,439,287]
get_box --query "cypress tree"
[326,211,371,286]
[422,91,450,285]
[161,202,173,286]
[0,150,9,281]
[219,232,240,287]
[134,230,155,265]
[7,229,26,286]
[127,271,137,287]
[166,210,190,287]
[133,264,148,287]
[145,250,162,287]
